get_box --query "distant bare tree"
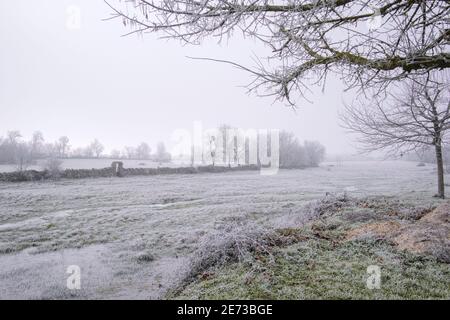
[136,142,151,160]
[43,142,59,158]
[341,73,450,198]
[304,141,326,167]
[89,139,104,158]
[106,0,449,105]
[155,142,171,164]
[57,136,70,158]
[110,149,122,159]
[123,146,136,159]
[15,142,32,172]
[219,125,231,165]
[7,130,21,145]
[30,131,44,160]
[3,131,32,170]
[279,131,306,168]
[0,131,21,163]
[68,147,81,158]
[204,134,217,166]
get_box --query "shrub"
[44,158,63,178]
[180,220,272,284]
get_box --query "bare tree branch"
[105,0,450,105]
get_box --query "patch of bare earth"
[345,220,403,240]
[346,202,450,262]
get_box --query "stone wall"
[0,164,260,182]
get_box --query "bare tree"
[7,130,21,145]
[15,142,32,172]
[4,131,31,170]
[57,136,70,158]
[341,73,450,198]
[303,140,326,167]
[204,134,217,166]
[155,142,171,163]
[123,146,136,159]
[136,142,152,160]
[279,131,306,168]
[0,131,20,163]
[30,131,44,160]
[110,149,122,159]
[219,124,238,166]
[43,142,58,158]
[89,139,105,158]
[106,0,449,105]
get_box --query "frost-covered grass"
[0,158,180,173]
[175,238,450,299]
[173,196,450,300]
[0,161,447,299]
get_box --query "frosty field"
[0,161,446,299]
[0,158,181,173]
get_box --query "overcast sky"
[0,0,357,155]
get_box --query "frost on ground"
[175,196,449,299]
[0,161,448,299]
[0,158,185,173]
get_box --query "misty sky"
[0,0,357,155]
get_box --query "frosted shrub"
[275,193,351,228]
[44,158,63,178]
[182,221,273,282]
[303,193,349,216]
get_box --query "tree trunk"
[435,141,445,199]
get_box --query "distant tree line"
[279,131,326,168]
[0,129,324,171]
[0,130,172,170]
[403,148,450,172]
[111,142,171,163]
[201,125,326,168]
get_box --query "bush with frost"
[44,158,63,178]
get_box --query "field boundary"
[0,164,262,182]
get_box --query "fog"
[0,0,354,155]
[0,1,448,301]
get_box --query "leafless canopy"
[105,0,450,105]
[341,72,450,155]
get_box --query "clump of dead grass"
[345,202,450,263]
[345,220,403,240]
[274,193,352,229]
[173,219,310,294]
